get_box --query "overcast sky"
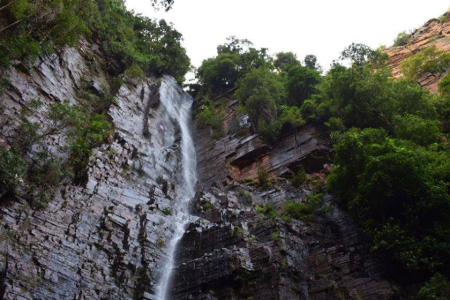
[125,0,449,80]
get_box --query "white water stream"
[154,76,197,300]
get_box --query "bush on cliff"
[0,0,190,82]
[196,100,224,138]
[401,46,450,82]
[394,31,410,47]
[0,102,112,206]
[415,273,450,300]
[0,149,27,197]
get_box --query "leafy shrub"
[196,101,223,135]
[257,168,271,187]
[27,151,72,207]
[279,106,306,129]
[290,166,307,187]
[438,73,450,97]
[415,273,450,300]
[49,103,112,180]
[271,231,280,241]
[394,31,410,47]
[394,114,441,145]
[0,149,27,195]
[401,46,450,81]
[231,225,245,238]
[0,0,95,67]
[284,193,323,221]
[324,117,345,132]
[256,203,278,219]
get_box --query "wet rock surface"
[0,41,183,299]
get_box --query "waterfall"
[154,76,197,300]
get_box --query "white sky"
[125,0,449,80]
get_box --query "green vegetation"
[401,46,450,81]
[0,101,111,206]
[257,168,271,186]
[394,31,410,47]
[196,100,224,138]
[415,273,450,300]
[194,38,314,142]
[284,194,324,222]
[271,231,280,241]
[0,149,27,195]
[231,225,245,238]
[0,0,189,82]
[196,37,271,98]
[255,194,325,222]
[49,103,112,180]
[161,207,171,215]
[255,203,278,219]
[328,128,450,274]
[289,166,307,187]
[197,37,450,290]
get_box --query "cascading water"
[154,76,197,300]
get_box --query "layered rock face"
[386,11,450,91]
[0,41,396,299]
[170,102,394,299]
[0,41,186,299]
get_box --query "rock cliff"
[0,41,395,299]
[170,102,394,299]
[386,11,450,91]
[0,40,185,299]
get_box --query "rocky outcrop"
[0,41,183,299]
[386,11,450,91]
[196,100,331,189]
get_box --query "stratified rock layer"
[0,41,183,300]
[386,11,450,91]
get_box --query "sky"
[125,0,450,81]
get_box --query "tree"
[394,31,410,47]
[328,128,450,275]
[274,52,300,72]
[286,65,321,107]
[308,45,437,133]
[304,54,319,70]
[235,67,285,134]
[196,37,272,97]
[151,0,175,11]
